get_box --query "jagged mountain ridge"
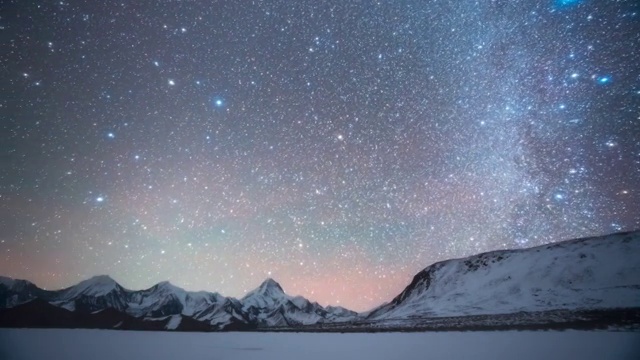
[0,275,356,330]
[367,231,640,321]
[240,278,357,326]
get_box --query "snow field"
[1,328,639,360]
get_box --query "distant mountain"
[2,231,639,332]
[0,277,51,308]
[367,231,640,321]
[51,275,129,313]
[0,275,356,331]
[241,278,358,327]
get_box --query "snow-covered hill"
[368,231,640,320]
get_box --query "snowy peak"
[0,276,37,291]
[83,275,117,287]
[152,281,186,294]
[238,278,359,326]
[326,305,358,318]
[241,278,287,309]
[257,278,285,296]
[0,276,17,288]
[64,275,121,298]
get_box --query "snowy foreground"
[1,329,639,360]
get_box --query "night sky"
[1,0,639,311]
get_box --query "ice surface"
[0,329,639,360]
[0,329,640,360]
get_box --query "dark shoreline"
[2,305,639,333]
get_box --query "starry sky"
[1,0,639,311]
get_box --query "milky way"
[1,0,639,311]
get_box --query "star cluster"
[1,0,638,311]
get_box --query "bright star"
[557,0,582,6]
[107,132,115,138]
[168,79,175,86]
[212,97,225,108]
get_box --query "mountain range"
[2,230,639,331]
[0,274,357,331]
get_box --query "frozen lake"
[1,328,639,360]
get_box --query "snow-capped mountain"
[52,275,129,313]
[0,276,50,308]
[325,305,358,320]
[241,278,357,327]
[242,278,286,309]
[127,281,224,318]
[63,275,121,298]
[133,281,251,329]
[0,276,356,330]
[2,230,639,332]
[367,231,640,321]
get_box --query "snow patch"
[165,315,182,330]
